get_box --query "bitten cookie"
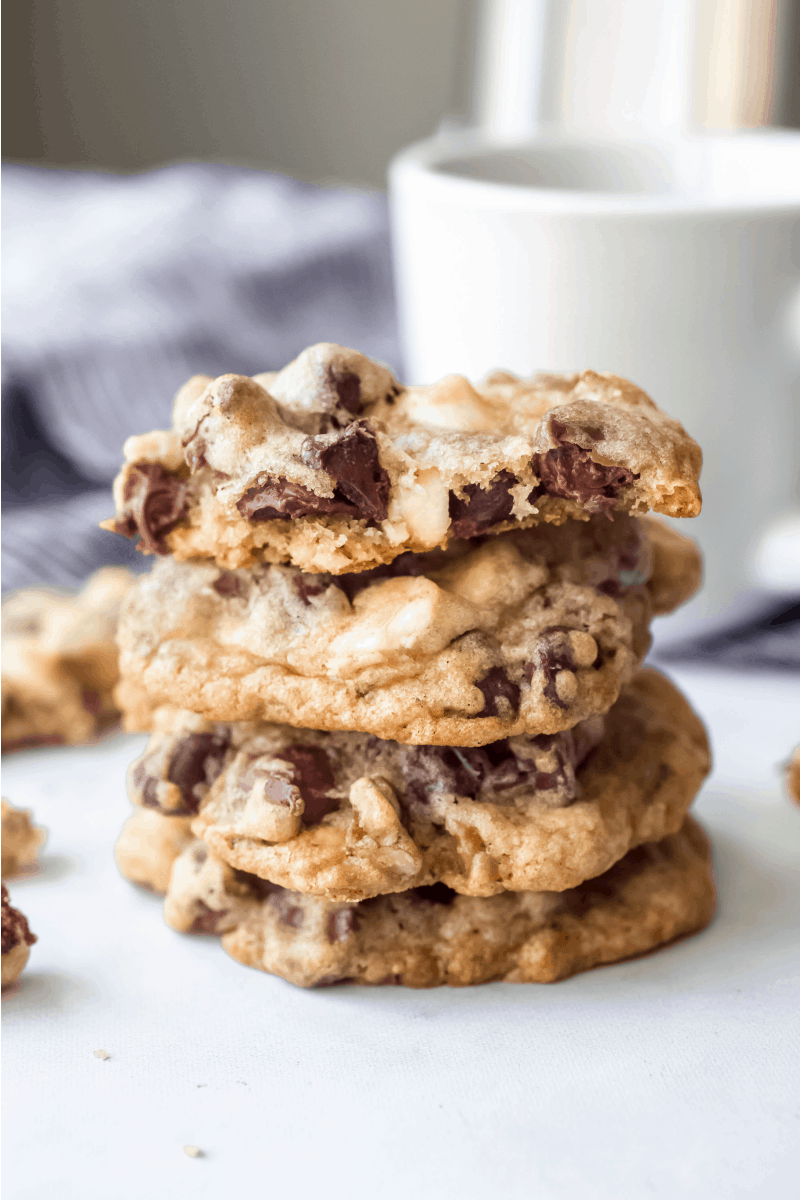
[163,818,715,988]
[1,801,46,877]
[129,670,710,900]
[2,568,133,752]
[115,808,194,894]
[102,343,702,575]
[2,885,36,988]
[116,515,699,745]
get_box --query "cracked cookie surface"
[116,515,700,745]
[162,818,715,989]
[101,343,702,575]
[127,671,710,900]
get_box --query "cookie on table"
[129,670,710,901]
[116,515,699,745]
[787,746,800,806]
[1,568,133,752]
[1,801,46,878]
[114,808,194,895]
[2,885,36,989]
[164,818,715,989]
[101,343,702,575]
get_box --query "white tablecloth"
[3,666,799,1200]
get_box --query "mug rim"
[389,128,800,216]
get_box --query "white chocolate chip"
[394,467,450,547]
[323,577,477,674]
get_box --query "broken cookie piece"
[102,344,702,575]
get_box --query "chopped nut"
[93,1049,109,1060]
[184,1145,202,1158]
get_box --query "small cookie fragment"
[786,746,800,806]
[1,799,46,877]
[115,808,194,895]
[2,884,36,989]
[2,567,133,752]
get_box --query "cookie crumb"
[93,1049,109,1060]
[184,1145,202,1158]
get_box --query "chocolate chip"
[237,478,354,523]
[294,576,327,606]
[113,462,189,554]
[280,905,304,929]
[448,471,515,539]
[530,443,637,515]
[304,422,390,523]
[523,626,577,709]
[166,733,230,814]
[328,368,362,418]
[190,902,228,935]
[212,572,245,598]
[275,745,338,826]
[473,667,520,718]
[327,909,359,943]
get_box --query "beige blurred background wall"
[3,0,798,188]
[2,0,470,187]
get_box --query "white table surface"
[3,664,799,1200]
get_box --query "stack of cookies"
[108,344,715,988]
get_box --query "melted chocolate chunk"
[166,733,231,814]
[523,626,577,710]
[327,909,359,943]
[237,478,354,523]
[530,443,637,516]
[473,667,521,718]
[448,471,515,539]
[1,885,36,955]
[212,571,245,598]
[113,462,189,554]
[304,422,390,523]
[238,423,390,526]
[276,745,338,826]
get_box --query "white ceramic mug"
[389,129,800,627]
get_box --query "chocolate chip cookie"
[114,807,194,894]
[162,818,715,988]
[1,801,46,878]
[1,884,36,988]
[127,670,710,900]
[116,515,700,745]
[101,344,702,575]
[2,568,133,752]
